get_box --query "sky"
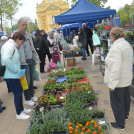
[6,0,134,25]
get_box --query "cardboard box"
[67,58,76,66]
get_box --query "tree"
[0,0,22,31]
[117,3,133,25]
[4,27,11,34]
[34,18,39,31]
[71,0,108,7]
[106,6,111,9]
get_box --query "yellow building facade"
[36,0,70,32]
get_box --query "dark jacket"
[70,32,74,40]
[34,34,48,54]
[42,33,48,41]
[78,31,87,47]
[83,27,93,39]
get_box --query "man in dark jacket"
[34,29,48,73]
[40,30,51,62]
[82,23,93,56]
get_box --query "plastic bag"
[34,68,41,81]
[20,69,28,90]
[92,31,101,46]
[57,61,62,69]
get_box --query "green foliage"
[4,27,11,34]
[65,90,98,124]
[117,2,134,25]
[71,0,108,7]
[28,108,67,134]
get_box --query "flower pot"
[98,113,104,118]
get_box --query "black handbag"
[0,49,15,77]
[0,63,6,77]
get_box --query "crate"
[67,58,76,66]
[56,76,67,83]
[77,78,89,84]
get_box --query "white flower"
[40,107,44,112]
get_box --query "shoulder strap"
[12,49,15,56]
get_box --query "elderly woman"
[47,31,60,60]
[78,28,87,60]
[104,27,133,130]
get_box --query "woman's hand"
[54,43,57,46]
[109,88,114,91]
[17,46,20,50]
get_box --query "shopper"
[40,30,51,62]
[70,31,74,45]
[78,28,87,60]
[0,98,6,114]
[0,36,12,92]
[17,17,40,106]
[104,27,133,130]
[82,23,93,56]
[34,29,48,73]
[47,31,59,54]
[1,32,31,119]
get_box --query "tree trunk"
[1,14,3,31]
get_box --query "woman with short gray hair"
[104,27,133,130]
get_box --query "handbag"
[0,63,6,77]
[0,49,15,77]
[20,69,28,90]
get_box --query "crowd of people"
[0,16,133,132]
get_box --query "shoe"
[33,86,37,89]
[23,108,31,114]
[0,106,6,114]
[40,71,46,74]
[82,58,87,60]
[125,117,128,120]
[81,58,84,60]
[31,96,38,102]
[1,100,3,104]
[24,100,35,106]
[16,112,30,120]
[110,122,125,130]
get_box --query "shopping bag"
[49,62,58,70]
[20,69,28,90]
[57,61,62,69]
[34,68,41,81]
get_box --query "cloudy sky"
[11,0,134,24]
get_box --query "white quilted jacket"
[104,38,133,89]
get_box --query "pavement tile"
[94,90,102,93]
[103,100,109,105]
[93,76,100,78]
[82,66,91,70]
[96,81,104,85]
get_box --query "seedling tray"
[77,78,89,84]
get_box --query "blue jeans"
[71,40,73,45]
[4,79,24,115]
[21,59,35,101]
[80,47,86,59]
[0,98,2,110]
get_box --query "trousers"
[4,79,24,115]
[21,59,35,101]
[86,39,94,55]
[110,86,130,126]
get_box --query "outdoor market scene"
[1,0,134,134]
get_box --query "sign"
[108,39,113,49]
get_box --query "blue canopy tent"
[0,31,4,36]
[51,28,56,32]
[54,0,116,24]
[32,31,36,34]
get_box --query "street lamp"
[9,14,13,32]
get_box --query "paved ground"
[0,53,134,134]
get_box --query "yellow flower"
[76,126,79,129]
[79,124,82,127]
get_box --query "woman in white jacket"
[104,27,133,130]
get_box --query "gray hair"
[82,23,86,26]
[18,17,27,25]
[48,31,54,36]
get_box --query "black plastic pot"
[98,114,104,118]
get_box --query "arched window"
[43,19,45,25]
